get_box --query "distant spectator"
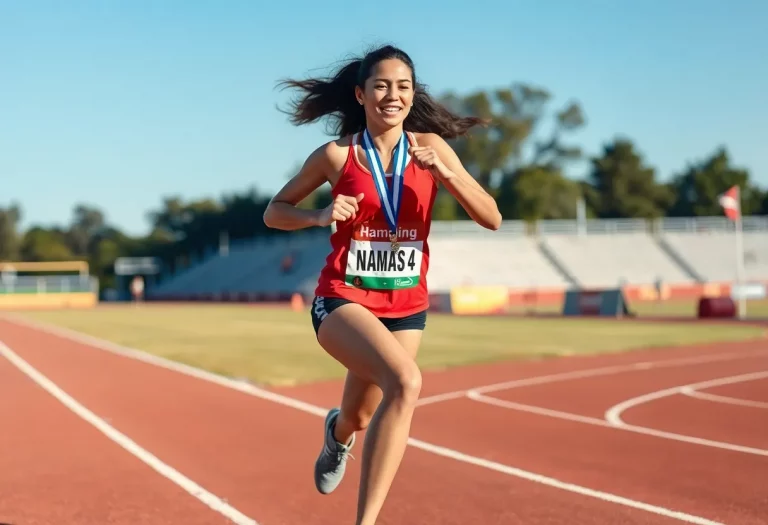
[130,275,145,302]
[281,253,295,274]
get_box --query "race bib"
[345,223,422,290]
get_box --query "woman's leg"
[316,304,423,525]
[334,329,423,444]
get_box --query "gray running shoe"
[314,407,355,494]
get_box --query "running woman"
[264,44,501,525]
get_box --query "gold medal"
[390,232,400,252]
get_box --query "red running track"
[694,379,768,404]
[1,316,767,525]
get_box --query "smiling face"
[355,58,414,131]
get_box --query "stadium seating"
[147,216,768,301]
[426,235,572,291]
[540,232,696,287]
[149,231,331,300]
[661,231,768,282]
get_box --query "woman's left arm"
[410,133,502,231]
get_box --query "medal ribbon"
[362,129,408,241]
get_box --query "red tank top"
[314,131,438,317]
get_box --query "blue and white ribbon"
[362,129,408,239]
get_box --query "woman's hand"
[409,145,455,182]
[317,193,365,227]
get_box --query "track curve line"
[605,370,768,428]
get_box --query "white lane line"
[681,388,768,409]
[0,315,727,525]
[0,341,258,525]
[405,437,723,525]
[468,391,768,457]
[605,371,768,427]
[416,349,768,407]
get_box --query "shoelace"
[336,449,355,462]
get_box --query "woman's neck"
[365,123,404,161]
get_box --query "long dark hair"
[277,44,485,139]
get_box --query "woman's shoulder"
[306,134,356,173]
[409,132,448,148]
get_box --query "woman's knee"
[384,361,422,405]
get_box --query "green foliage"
[431,186,459,220]
[497,165,582,221]
[668,147,762,217]
[583,138,675,219]
[0,204,22,260]
[440,83,586,189]
[19,227,74,261]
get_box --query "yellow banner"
[449,286,509,315]
[0,292,97,309]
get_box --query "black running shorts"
[310,296,427,337]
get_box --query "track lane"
[0,349,234,525]
[484,355,768,417]
[0,319,718,525]
[476,355,768,449]
[412,392,768,525]
[614,393,768,450]
[697,378,768,404]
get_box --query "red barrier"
[697,297,736,318]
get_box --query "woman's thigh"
[316,303,422,394]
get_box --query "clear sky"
[2,0,766,236]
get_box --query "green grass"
[631,298,768,318]
[507,298,768,319]
[11,304,766,387]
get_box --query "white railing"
[535,218,649,236]
[0,275,98,295]
[430,220,527,236]
[655,216,768,233]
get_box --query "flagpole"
[734,186,746,319]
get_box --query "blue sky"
[2,0,766,236]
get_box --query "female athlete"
[263,44,501,524]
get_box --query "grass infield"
[11,302,766,386]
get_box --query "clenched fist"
[317,193,364,227]
[409,145,455,182]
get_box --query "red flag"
[718,185,740,221]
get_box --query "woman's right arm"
[263,142,363,231]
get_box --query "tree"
[583,138,673,219]
[20,227,74,261]
[431,186,459,220]
[0,204,22,261]
[668,147,762,217]
[440,83,585,190]
[295,185,333,212]
[147,196,220,241]
[496,165,582,221]
[66,204,106,256]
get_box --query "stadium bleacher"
[147,216,768,301]
[427,235,573,291]
[539,233,696,288]
[661,231,768,283]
